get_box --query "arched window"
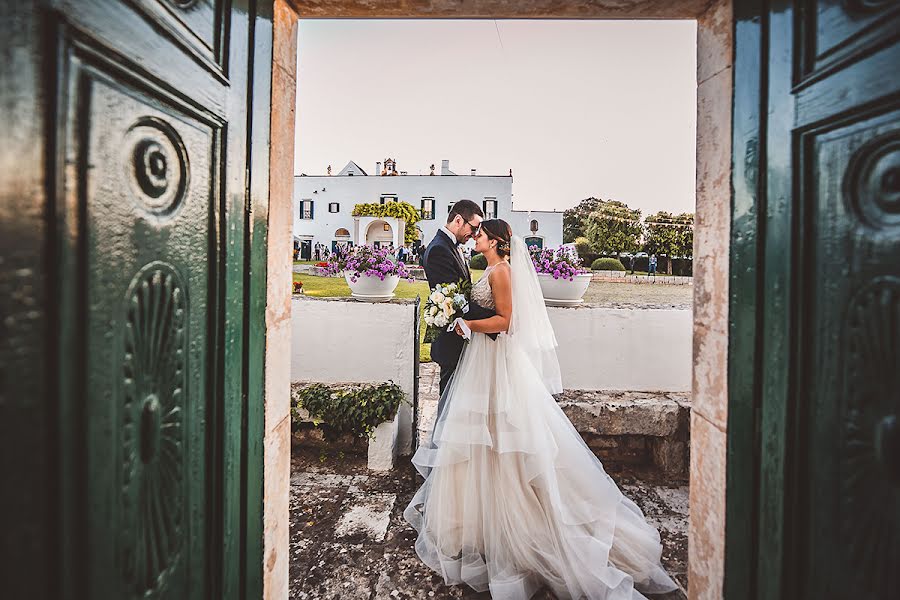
[334,228,350,238]
[530,219,539,233]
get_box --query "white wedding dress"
[404,236,677,600]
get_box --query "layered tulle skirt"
[404,332,677,599]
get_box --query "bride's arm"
[463,265,511,334]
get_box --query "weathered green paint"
[0,2,54,597]
[790,1,900,595]
[728,1,900,598]
[725,1,765,598]
[245,0,274,597]
[0,0,272,597]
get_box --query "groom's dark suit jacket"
[423,230,496,389]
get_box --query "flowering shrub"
[352,201,421,244]
[315,261,329,268]
[530,245,589,281]
[293,280,303,293]
[323,245,413,283]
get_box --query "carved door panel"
[43,1,262,598]
[774,1,900,597]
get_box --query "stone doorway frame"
[263,1,733,598]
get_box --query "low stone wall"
[547,306,692,392]
[555,389,691,479]
[290,381,401,471]
[291,297,418,462]
[591,271,694,285]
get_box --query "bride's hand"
[454,320,468,337]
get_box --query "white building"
[292,158,563,259]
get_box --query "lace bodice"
[471,265,496,309]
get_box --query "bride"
[404,219,677,600]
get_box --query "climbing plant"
[352,201,421,245]
[291,381,407,439]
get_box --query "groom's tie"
[456,242,470,280]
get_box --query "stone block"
[265,316,292,433]
[650,437,689,479]
[263,415,291,600]
[273,0,299,74]
[583,434,648,464]
[692,322,728,430]
[367,411,399,471]
[697,0,733,85]
[334,492,396,543]
[689,413,726,600]
[556,390,690,437]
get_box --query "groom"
[423,199,496,395]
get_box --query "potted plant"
[324,245,412,301]
[530,245,592,306]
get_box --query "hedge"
[591,257,626,271]
[469,253,487,270]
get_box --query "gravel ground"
[580,282,692,310]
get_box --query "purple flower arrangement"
[529,245,589,281]
[324,245,413,283]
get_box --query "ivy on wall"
[291,381,407,439]
[352,201,421,245]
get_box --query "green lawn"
[292,270,692,362]
[292,270,485,363]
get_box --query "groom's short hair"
[447,199,483,224]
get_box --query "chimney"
[441,159,454,175]
[376,161,381,176]
[471,169,477,176]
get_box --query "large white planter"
[345,273,400,302]
[537,272,592,306]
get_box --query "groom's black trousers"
[439,362,455,397]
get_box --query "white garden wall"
[291,297,418,455]
[547,307,692,392]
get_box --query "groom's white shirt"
[439,226,466,266]
[439,226,456,245]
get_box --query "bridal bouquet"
[423,280,471,343]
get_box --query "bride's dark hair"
[480,219,512,258]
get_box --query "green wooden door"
[728,1,900,598]
[1,1,271,598]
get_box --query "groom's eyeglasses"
[463,218,480,234]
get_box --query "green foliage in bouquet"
[291,381,407,439]
[352,201,421,244]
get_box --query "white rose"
[430,291,445,304]
[429,306,438,316]
[434,314,448,327]
[424,315,434,326]
[442,303,453,318]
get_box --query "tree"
[583,200,643,258]
[643,211,694,274]
[563,197,603,242]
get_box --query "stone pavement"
[290,363,689,599]
[289,451,688,599]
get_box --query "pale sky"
[294,19,697,215]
